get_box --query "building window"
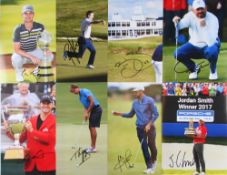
[127,22,130,27]
[116,22,120,27]
[122,22,127,27]
[137,22,141,27]
[116,30,121,36]
[122,30,127,36]
[141,29,145,35]
[112,30,116,36]
[108,22,111,27]
[142,22,145,26]
[146,29,151,35]
[146,22,150,26]
[108,31,111,36]
[151,22,156,26]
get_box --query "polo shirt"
[13,22,44,52]
[79,89,99,109]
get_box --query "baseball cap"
[22,5,34,13]
[40,95,53,104]
[132,86,145,91]
[192,0,206,9]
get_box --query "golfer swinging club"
[112,87,159,174]
[64,10,105,69]
[12,5,53,82]
[70,84,102,153]
[172,0,220,80]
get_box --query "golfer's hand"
[30,56,41,65]
[112,111,122,116]
[3,121,9,130]
[83,110,89,121]
[172,16,181,25]
[144,122,152,133]
[25,121,33,132]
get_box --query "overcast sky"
[108,0,163,20]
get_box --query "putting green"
[57,123,107,175]
[163,43,227,82]
[0,0,56,54]
[56,40,107,81]
[108,99,162,175]
[108,37,162,82]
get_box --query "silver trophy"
[184,118,196,136]
[37,30,54,82]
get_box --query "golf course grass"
[56,40,107,81]
[0,0,56,54]
[163,42,227,82]
[56,82,108,175]
[108,37,162,82]
[108,98,162,175]
[57,0,107,39]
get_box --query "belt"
[93,105,100,109]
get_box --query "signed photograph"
[0,0,56,83]
[108,83,162,175]
[56,82,107,175]
[1,83,56,175]
[163,0,227,82]
[108,0,163,83]
[56,0,108,82]
[162,82,227,175]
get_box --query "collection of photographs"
[0,0,227,175]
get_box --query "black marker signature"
[113,149,134,172]
[169,150,194,168]
[115,58,151,78]
[70,146,91,166]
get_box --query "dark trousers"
[174,42,220,73]
[25,166,56,175]
[193,143,206,173]
[136,125,157,168]
[77,38,96,65]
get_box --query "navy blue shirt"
[122,95,159,128]
[79,89,100,109]
[152,44,162,62]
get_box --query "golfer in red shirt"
[4,95,56,175]
[190,119,207,175]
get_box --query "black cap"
[40,95,53,104]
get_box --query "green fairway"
[57,0,107,38]
[108,99,162,175]
[0,0,56,54]
[163,43,227,82]
[56,40,107,81]
[56,82,107,124]
[57,123,107,175]
[108,37,162,82]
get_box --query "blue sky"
[108,0,163,20]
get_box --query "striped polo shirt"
[13,22,44,52]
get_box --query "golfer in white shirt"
[173,0,220,80]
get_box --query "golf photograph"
[108,0,163,82]
[108,83,162,175]
[162,82,227,175]
[56,0,108,82]
[56,83,107,175]
[163,0,227,82]
[0,0,56,83]
[1,83,56,175]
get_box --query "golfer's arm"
[121,106,135,118]
[151,102,159,123]
[13,42,34,60]
[87,96,95,113]
[91,20,104,24]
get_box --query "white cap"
[22,5,34,13]
[132,86,145,91]
[192,0,206,9]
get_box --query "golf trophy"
[184,118,196,136]
[37,30,54,83]
[2,107,27,160]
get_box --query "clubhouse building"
[108,13,163,40]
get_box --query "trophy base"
[184,128,196,136]
[4,147,25,160]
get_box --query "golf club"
[175,22,179,81]
[129,138,144,168]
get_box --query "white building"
[108,13,163,40]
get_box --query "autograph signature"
[113,149,134,172]
[169,150,194,168]
[70,146,91,167]
[115,58,151,78]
